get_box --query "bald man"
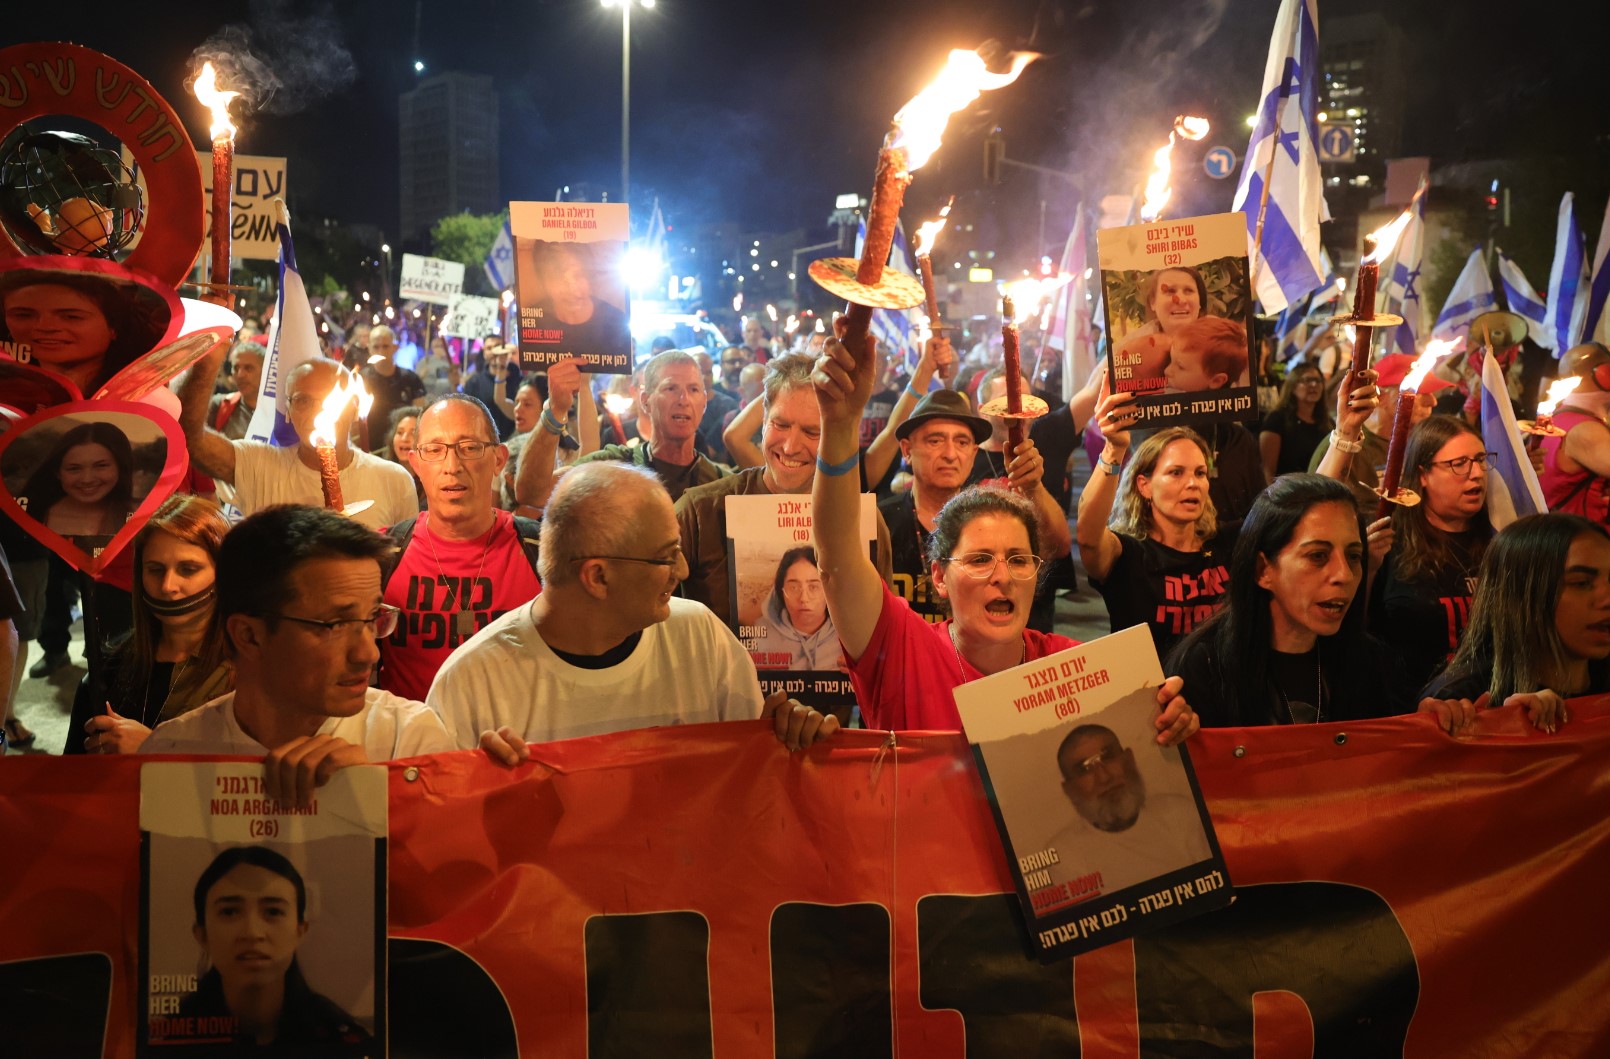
[360,324,427,451]
[179,346,417,530]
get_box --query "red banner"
[3,700,1609,1057]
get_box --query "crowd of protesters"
[3,309,1601,801]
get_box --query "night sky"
[6,0,1606,262]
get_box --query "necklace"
[1282,648,1324,725]
[424,514,495,638]
[948,622,1026,684]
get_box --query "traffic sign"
[1203,146,1237,180]
[1317,122,1356,163]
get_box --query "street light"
[602,0,654,203]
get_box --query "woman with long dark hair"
[69,495,232,753]
[1419,513,1608,732]
[1165,474,1410,726]
[750,545,838,670]
[20,420,137,548]
[1259,361,1333,478]
[180,845,372,1053]
[1369,415,1493,695]
[0,270,166,395]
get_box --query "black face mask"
[142,583,216,618]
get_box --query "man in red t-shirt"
[379,394,542,700]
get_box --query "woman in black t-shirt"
[1077,391,1237,659]
[1419,513,1607,733]
[1369,415,1493,696]
[1259,362,1332,478]
[1164,474,1415,727]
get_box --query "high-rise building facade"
[399,73,500,244]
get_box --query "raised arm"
[176,342,239,483]
[513,357,581,515]
[1075,387,1139,581]
[722,393,765,468]
[1313,368,1379,482]
[864,335,949,486]
[576,373,600,455]
[812,331,885,661]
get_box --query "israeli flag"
[483,217,514,292]
[1043,208,1097,402]
[1495,249,1552,348]
[1376,183,1427,357]
[1544,192,1590,355]
[247,219,324,446]
[1232,0,1331,314]
[1432,249,1496,344]
[1584,196,1610,343]
[1479,348,1544,530]
[854,218,916,370]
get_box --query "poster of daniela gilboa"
[1097,211,1259,429]
[510,201,632,374]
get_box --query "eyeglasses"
[266,604,400,640]
[1428,451,1496,478]
[940,552,1044,580]
[415,440,493,462]
[1068,744,1123,778]
[782,580,824,601]
[570,544,684,569]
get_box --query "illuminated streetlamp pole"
[603,0,654,204]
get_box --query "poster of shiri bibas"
[952,624,1229,962]
[510,201,632,374]
[724,492,878,723]
[138,763,386,1058]
[1097,211,1259,430]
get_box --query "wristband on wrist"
[1098,454,1122,476]
[1331,432,1362,454]
[905,381,926,401]
[540,408,566,436]
[815,451,860,478]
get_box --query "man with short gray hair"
[427,461,834,755]
[360,324,427,452]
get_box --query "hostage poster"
[509,201,632,374]
[137,762,387,1057]
[951,623,1229,961]
[723,492,877,722]
[1097,211,1259,429]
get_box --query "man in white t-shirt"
[143,505,451,805]
[428,461,836,758]
[178,347,417,530]
[1041,724,1212,898]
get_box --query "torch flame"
[603,393,636,416]
[913,197,956,258]
[1003,276,1074,324]
[1401,337,1462,393]
[890,50,1038,171]
[309,369,373,449]
[1537,375,1583,417]
[1139,115,1211,223]
[1362,207,1415,265]
[193,62,240,141]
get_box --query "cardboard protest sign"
[0,255,182,398]
[0,401,187,576]
[137,762,387,1056]
[439,294,501,340]
[724,492,877,719]
[399,254,465,305]
[1098,211,1258,429]
[119,149,287,263]
[952,623,1228,960]
[510,201,631,373]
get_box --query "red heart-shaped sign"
[1,355,83,414]
[0,400,188,577]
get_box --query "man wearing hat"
[675,353,893,625]
[879,390,995,622]
[1436,310,1531,421]
[1309,351,1449,514]
[1536,343,1610,521]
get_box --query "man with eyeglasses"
[377,395,544,702]
[879,390,994,623]
[178,353,417,530]
[144,505,452,807]
[359,324,427,452]
[428,461,836,756]
[1041,724,1212,898]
